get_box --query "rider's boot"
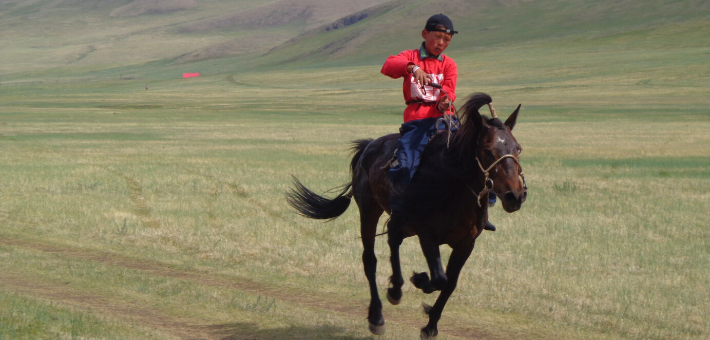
[484,221,496,232]
[484,193,497,231]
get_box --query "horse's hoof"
[386,288,401,305]
[369,322,386,335]
[420,328,438,340]
[410,272,430,288]
[411,272,436,294]
[422,302,433,315]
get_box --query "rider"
[381,14,496,244]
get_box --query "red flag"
[182,73,200,78]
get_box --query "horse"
[287,92,527,339]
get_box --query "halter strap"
[470,154,527,207]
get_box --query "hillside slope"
[261,0,710,67]
[1,0,709,79]
[0,0,392,76]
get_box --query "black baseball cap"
[425,14,458,35]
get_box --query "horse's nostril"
[504,192,517,203]
[521,190,527,202]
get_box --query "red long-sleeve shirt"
[381,46,457,123]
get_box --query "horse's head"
[457,93,527,213]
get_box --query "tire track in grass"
[0,269,239,340]
[0,235,504,340]
[106,168,162,229]
[0,205,8,226]
[207,186,223,230]
[185,169,287,222]
[186,169,339,244]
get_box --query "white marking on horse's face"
[497,137,506,144]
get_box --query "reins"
[429,83,459,148]
[392,84,527,209]
[469,154,527,208]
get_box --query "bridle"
[470,154,527,208]
[423,83,527,207]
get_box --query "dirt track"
[0,235,507,340]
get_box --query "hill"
[1,0,709,80]
[0,0,391,78]
[262,0,710,67]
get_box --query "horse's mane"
[451,92,506,146]
[402,93,494,219]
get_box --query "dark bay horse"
[288,93,527,339]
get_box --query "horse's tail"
[350,138,372,174]
[287,179,352,220]
[287,138,372,220]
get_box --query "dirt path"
[0,270,233,339]
[0,235,504,339]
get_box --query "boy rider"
[381,14,496,245]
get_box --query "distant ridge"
[1,0,709,76]
[263,0,405,62]
[256,0,710,68]
[176,0,393,33]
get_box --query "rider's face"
[421,29,452,57]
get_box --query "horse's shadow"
[202,322,375,340]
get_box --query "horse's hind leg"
[387,232,405,305]
[358,201,385,335]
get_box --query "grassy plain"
[1,0,710,339]
[2,40,709,339]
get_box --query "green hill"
[0,0,391,78]
[1,0,709,81]
[263,0,710,66]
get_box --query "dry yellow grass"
[1,63,708,338]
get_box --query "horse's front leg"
[420,241,475,339]
[411,234,447,293]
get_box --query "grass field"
[1,0,710,339]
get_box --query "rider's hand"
[437,95,451,112]
[412,68,433,85]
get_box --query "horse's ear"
[505,104,521,131]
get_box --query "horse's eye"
[518,148,523,155]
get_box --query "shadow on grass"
[205,322,375,340]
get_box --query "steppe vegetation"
[1,0,708,339]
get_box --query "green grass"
[1,0,709,339]
[0,289,151,339]
[1,63,708,339]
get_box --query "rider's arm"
[441,58,457,103]
[381,50,416,79]
[436,58,457,113]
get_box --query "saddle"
[381,118,457,170]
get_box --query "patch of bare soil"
[0,235,505,339]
